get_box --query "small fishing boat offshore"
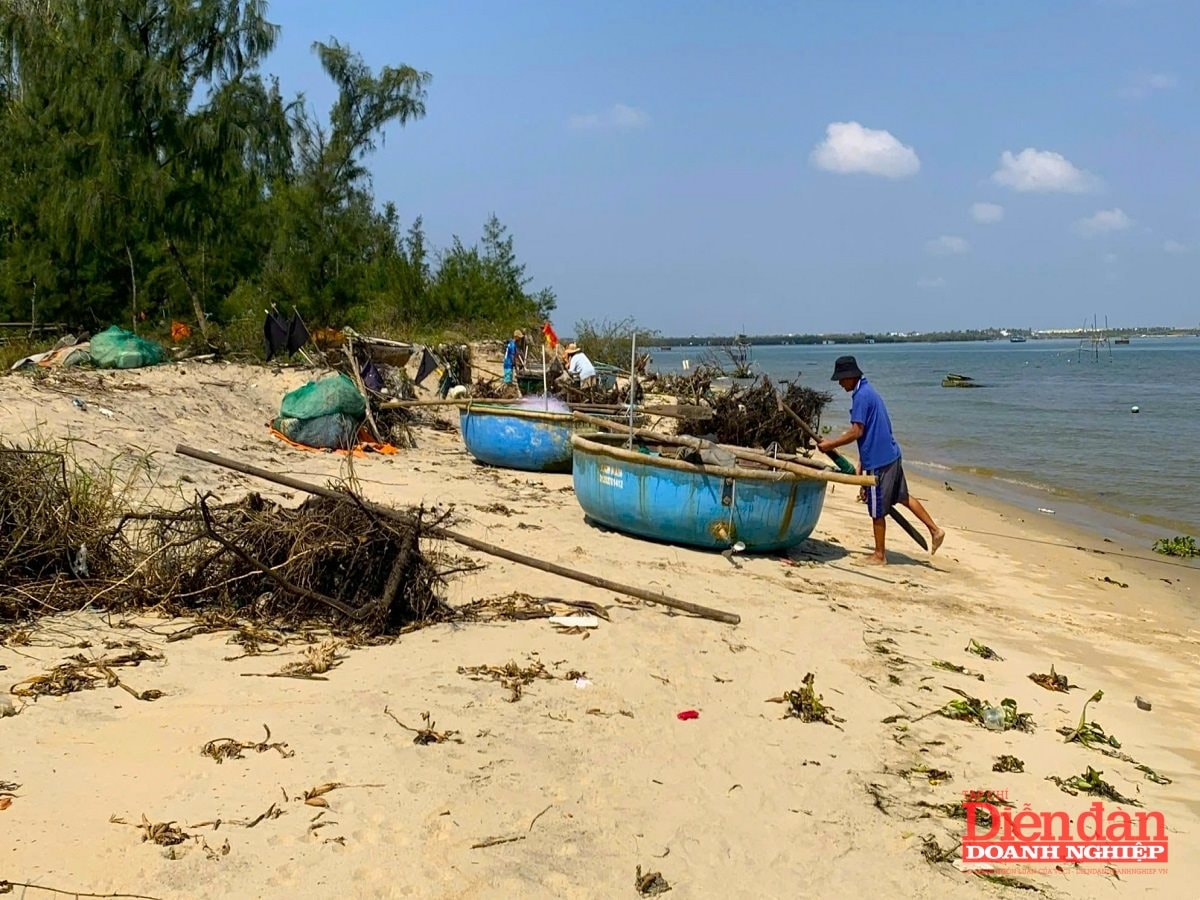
[571,426,874,553]
[941,373,984,388]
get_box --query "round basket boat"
[459,403,576,473]
[572,432,843,552]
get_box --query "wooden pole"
[774,393,928,551]
[174,445,741,626]
[378,398,711,421]
[627,334,637,446]
[345,337,384,443]
[571,412,875,486]
[542,343,548,411]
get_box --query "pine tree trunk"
[126,244,138,334]
[167,239,210,339]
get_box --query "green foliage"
[574,318,661,368]
[0,4,554,338]
[1152,535,1198,558]
[0,0,289,335]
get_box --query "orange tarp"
[268,424,398,458]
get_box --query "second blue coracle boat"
[571,432,862,552]
[459,403,575,473]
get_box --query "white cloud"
[567,103,649,131]
[1119,72,1179,99]
[1074,208,1132,237]
[992,148,1098,193]
[970,202,1005,224]
[1163,239,1188,254]
[926,235,971,256]
[810,121,920,178]
[917,276,946,289]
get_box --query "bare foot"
[858,554,887,566]
[930,529,945,556]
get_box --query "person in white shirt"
[562,342,597,388]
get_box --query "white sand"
[1,361,1197,899]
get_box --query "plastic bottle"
[982,705,1005,731]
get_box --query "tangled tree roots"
[148,494,451,635]
[1,445,451,637]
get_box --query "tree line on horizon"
[0,0,555,342]
[645,325,1192,346]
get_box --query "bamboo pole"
[378,398,711,421]
[571,412,875,486]
[344,337,383,443]
[174,445,741,626]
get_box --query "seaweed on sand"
[1046,767,1140,806]
[768,672,845,726]
[936,687,1034,732]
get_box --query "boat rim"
[572,432,854,484]
[458,402,574,424]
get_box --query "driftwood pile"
[0,447,448,636]
[643,370,713,405]
[676,376,832,453]
[471,377,520,400]
[560,379,643,406]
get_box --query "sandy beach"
[2,360,1198,899]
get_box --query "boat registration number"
[598,464,624,489]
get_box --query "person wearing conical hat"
[818,356,945,564]
[561,342,597,388]
[503,329,525,384]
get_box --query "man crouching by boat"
[818,356,945,565]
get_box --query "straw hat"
[564,342,581,355]
[513,329,524,339]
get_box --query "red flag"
[542,321,558,349]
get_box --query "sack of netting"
[89,325,168,369]
[272,373,366,449]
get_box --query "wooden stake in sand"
[174,445,740,625]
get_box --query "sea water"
[650,337,1200,547]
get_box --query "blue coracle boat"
[459,403,575,473]
[572,432,837,551]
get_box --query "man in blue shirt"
[503,329,525,384]
[818,356,945,564]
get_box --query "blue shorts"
[865,458,908,519]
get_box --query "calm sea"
[648,337,1200,546]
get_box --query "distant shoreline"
[647,329,1200,348]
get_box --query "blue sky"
[264,1,1198,335]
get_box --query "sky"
[262,0,1199,335]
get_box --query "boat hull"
[459,407,574,473]
[572,436,827,552]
